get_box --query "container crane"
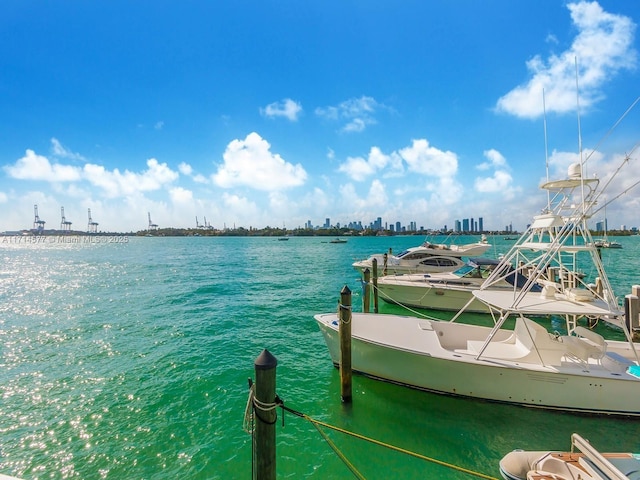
[60,207,72,232]
[87,208,99,233]
[33,204,46,232]
[148,212,158,230]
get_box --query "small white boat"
[499,433,640,480]
[375,257,538,313]
[352,235,490,275]
[594,239,623,249]
[593,204,622,249]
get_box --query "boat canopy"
[473,290,621,317]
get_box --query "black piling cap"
[255,349,278,370]
[341,285,351,295]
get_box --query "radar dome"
[567,163,581,179]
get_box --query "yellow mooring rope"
[280,403,499,480]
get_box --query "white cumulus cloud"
[477,149,508,171]
[496,1,637,118]
[399,139,458,177]
[83,158,178,198]
[50,138,86,161]
[474,149,516,198]
[260,98,302,121]
[169,187,193,203]
[178,162,193,175]
[213,132,307,191]
[315,96,386,133]
[4,149,82,182]
[338,147,398,182]
[475,170,514,193]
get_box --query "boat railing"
[571,433,629,480]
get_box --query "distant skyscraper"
[462,219,470,232]
[478,217,483,232]
[324,218,330,228]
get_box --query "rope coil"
[244,384,281,433]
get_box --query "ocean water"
[1,234,640,479]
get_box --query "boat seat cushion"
[466,338,530,359]
[467,318,565,365]
[564,326,606,361]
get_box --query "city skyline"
[8,204,635,236]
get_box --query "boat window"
[420,258,459,267]
[438,258,458,267]
[404,252,433,260]
[420,258,442,266]
[454,265,474,277]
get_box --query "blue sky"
[1,0,639,233]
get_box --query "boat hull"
[377,279,491,313]
[315,313,640,416]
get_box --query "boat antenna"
[575,57,584,171]
[542,88,551,211]
[574,57,588,217]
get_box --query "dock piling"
[254,349,278,480]
[339,285,352,403]
[372,258,379,313]
[362,268,371,313]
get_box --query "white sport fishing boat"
[352,235,490,275]
[375,257,539,313]
[316,162,640,416]
[500,433,640,480]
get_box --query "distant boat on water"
[594,203,622,249]
[329,238,347,244]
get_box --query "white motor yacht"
[352,235,491,276]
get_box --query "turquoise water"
[1,235,640,479]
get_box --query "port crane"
[87,209,99,233]
[60,207,72,232]
[33,204,46,232]
[148,212,158,230]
